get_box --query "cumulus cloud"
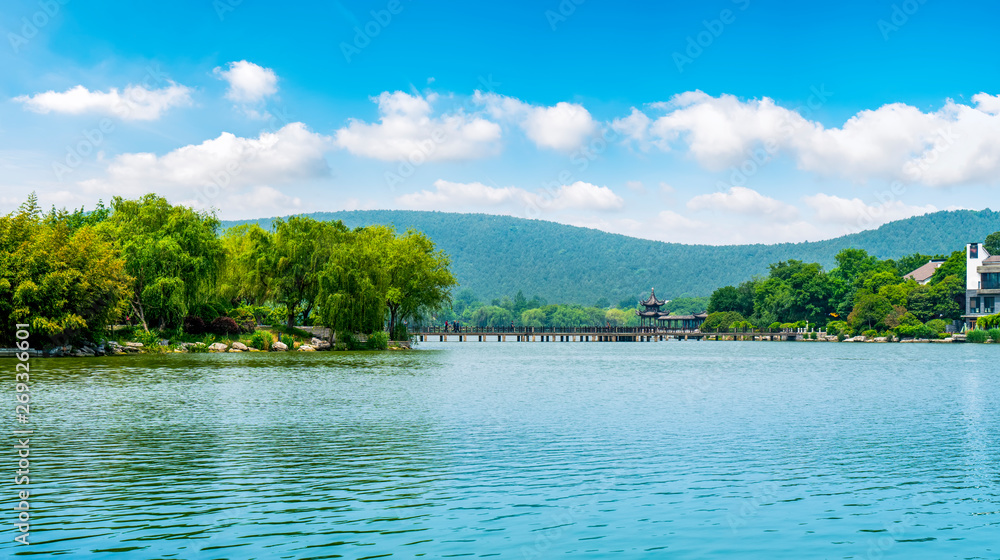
[14,83,192,121]
[334,91,502,161]
[687,186,799,220]
[474,92,597,151]
[396,179,623,212]
[213,60,278,103]
[618,90,1000,187]
[79,122,331,199]
[802,193,938,226]
[611,107,653,148]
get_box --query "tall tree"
[984,231,1000,256]
[261,216,347,327]
[0,196,131,344]
[99,195,224,330]
[383,230,457,335]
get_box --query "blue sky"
[1,0,998,244]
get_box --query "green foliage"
[101,194,224,330]
[987,328,1000,343]
[925,319,948,335]
[929,251,965,285]
[895,323,935,339]
[367,330,389,350]
[249,330,272,351]
[966,329,989,343]
[701,311,747,332]
[825,320,849,337]
[708,282,756,316]
[848,293,894,331]
[390,322,410,341]
[0,195,131,345]
[862,329,878,338]
[983,231,1000,256]
[977,313,1000,330]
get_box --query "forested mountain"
[223,209,1000,305]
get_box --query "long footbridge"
[415,326,804,342]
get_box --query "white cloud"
[474,92,597,151]
[14,83,192,121]
[611,107,652,148]
[334,91,502,161]
[396,179,623,212]
[79,122,331,200]
[687,186,799,220]
[972,93,1000,115]
[802,193,938,226]
[213,60,278,103]
[621,90,1000,187]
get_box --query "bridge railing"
[415,326,702,334]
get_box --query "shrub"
[367,331,389,350]
[896,323,935,339]
[966,329,989,343]
[281,334,294,347]
[976,313,1000,330]
[768,322,782,332]
[231,307,257,333]
[209,316,241,335]
[133,329,162,347]
[337,331,363,350]
[249,330,272,351]
[390,322,410,341]
[182,315,206,335]
[837,332,847,342]
[700,311,746,332]
[862,329,878,339]
[925,319,948,335]
[187,342,209,353]
[988,328,1000,343]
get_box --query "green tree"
[383,229,457,334]
[0,196,131,344]
[847,293,894,331]
[929,251,965,285]
[100,194,224,330]
[521,308,547,327]
[264,216,348,327]
[984,231,1000,255]
[701,311,747,332]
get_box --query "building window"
[983,273,1000,290]
[971,244,979,259]
[970,297,980,313]
[986,297,996,314]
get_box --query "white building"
[964,242,999,328]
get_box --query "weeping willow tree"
[317,225,456,337]
[318,226,392,336]
[98,194,224,330]
[217,223,272,308]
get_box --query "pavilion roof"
[639,289,666,307]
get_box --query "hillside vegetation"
[223,209,1000,305]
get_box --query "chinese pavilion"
[637,288,667,326]
[636,288,709,330]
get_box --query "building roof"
[639,288,666,308]
[984,255,1000,264]
[903,260,945,283]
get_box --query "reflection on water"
[3,344,999,558]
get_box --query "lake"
[3,341,999,558]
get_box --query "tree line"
[702,241,999,338]
[0,194,456,345]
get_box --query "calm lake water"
[3,342,999,559]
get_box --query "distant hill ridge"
[221,209,1000,304]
